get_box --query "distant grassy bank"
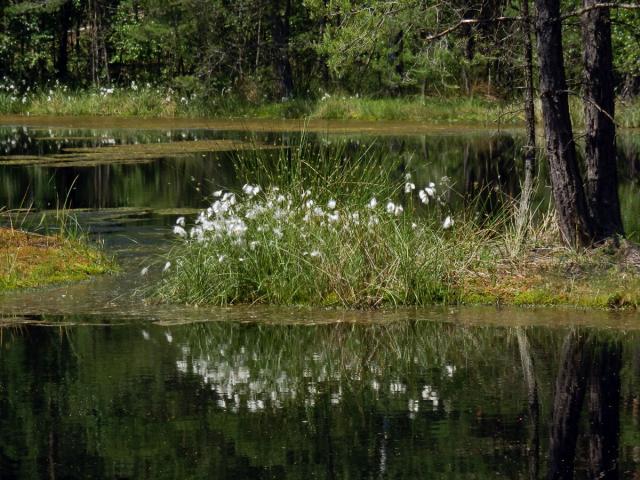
[0,227,113,292]
[2,86,639,127]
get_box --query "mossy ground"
[0,227,114,292]
[460,242,640,309]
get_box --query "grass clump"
[153,142,489,307]
[151,139,640,310]
[0,226,114,291]
[310,95,521,125]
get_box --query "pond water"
[1,314,640,478]
[1,117,639,478]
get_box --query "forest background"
[0,0,638,121]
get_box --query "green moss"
[0,228,115,292]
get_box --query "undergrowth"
[2,84,640,127]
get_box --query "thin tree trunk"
[547,331,590,480]
[517,0,537,237]
[581,0,624,241]
[521,0,536,202]
[534,0,593,247]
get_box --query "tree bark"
[581,0,624,241]
[535,0,593,247]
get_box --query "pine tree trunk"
[534,0,593,247]
[581,0,624,241]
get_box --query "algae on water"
[0,139,272,167]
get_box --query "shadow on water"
[0,318,638,479]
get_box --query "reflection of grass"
[0,226,114,292]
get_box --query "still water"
[1,117,639,478]
[1,315,639,478]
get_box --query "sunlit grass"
[146,137,640,309]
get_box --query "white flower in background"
[310,250,321,257]
[368,197,378,209]
[386,201,396,214]
[328,212,340,223]
[218,254,226,263]
[163,261,171,272]
[141,330,150,340]
[165,331,173,343]
[273,228,283,239]
[176,216,185,227]
[327,199,336,209]
[404,182,415,193]
[419,189,429,204]
[442,216,454,229]
[242,184,260,197]
[173,225,187,237]
[140,266,149,276]
[394,205,404,216]
[213,190,223,197]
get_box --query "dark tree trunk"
[271,0,294,98]
[547,331,590,480]
[55,0,72,81]
[581,0,624,241]
[587,339,622,480]
[535,0,593,247]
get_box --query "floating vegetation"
[0,139,272,167]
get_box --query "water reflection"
[1,126,639,239]
[0,319,638,478]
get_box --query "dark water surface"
[1,315,640,479]
[1,117,640,478]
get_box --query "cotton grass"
[151,144,500,307]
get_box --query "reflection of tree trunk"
[587,339,622,480]
[547,331,590,480]
[517,329,540,480]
